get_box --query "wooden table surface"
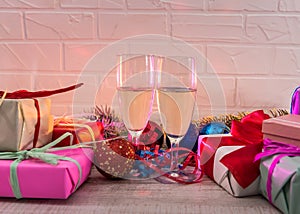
[0,167,280,214]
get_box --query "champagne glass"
[116,54,155,149]
[156,56,197,177]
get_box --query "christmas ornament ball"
[138,121,169,149]
[94,138,136,179]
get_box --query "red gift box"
[52,119,104,147]
[262,114,300,147]
[198,110,269,190]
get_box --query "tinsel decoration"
[268,108,289,118]
[195,108,289,129]
[85,105,127,138]
[94,105,120,124]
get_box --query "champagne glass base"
[154,166,203,184]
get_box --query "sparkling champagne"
[117,87,154,134]
[157,87,196,138]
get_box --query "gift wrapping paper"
[198,110,269,197]
[52,120,103,147]
[0,147,93,199]
[198,135,261,197]
[260,155,300,214]
[0,98,53,152]
[198,134,234,179]
[214,146,260,197]
[262,114,300,147]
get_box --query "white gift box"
[213,146,260,197]
[0,98,53,151]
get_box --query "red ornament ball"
[135,121,168,149]
[94,138,136,179]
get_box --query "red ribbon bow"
[219,110,269,188]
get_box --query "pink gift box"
[0,148,93,199]
[262,114,300,147]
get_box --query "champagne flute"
[116,54,155,149]
[156,56,197,176]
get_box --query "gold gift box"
[0,98,53,151]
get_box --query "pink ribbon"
[255,138,300,203]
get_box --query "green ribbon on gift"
[0,132,83,199]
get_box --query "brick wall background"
[1,0,300,118]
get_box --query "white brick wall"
[60,0,98,8]
[207,45,273,74]
[25,12,96,39]
[172,14,243,41]
[0,43,61,71]
[98,13,167,39]
[0,0,299,118]
[208,0,278,11]
[0,0,57,8]
[245,15,300,44]
[237,78,299,108]
[0,12,23,39]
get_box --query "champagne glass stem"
[168,136,183,171]
[132,136,139,148]
[129,130,144,151]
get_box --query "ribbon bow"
[0,133,82,199]
[255,138,300,204]
[255,138,300,159]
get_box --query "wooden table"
[0,167,280,214]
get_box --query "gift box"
[198,133,234,179]
[257,140,300,214]
[291,86,300,115]
[52,119,104,147]
[0,141,93,199]
[198,110,269,197]
[0,83,83,152]
[260,155,300,214]
[0,98,53,152]
[198,135,262,197]
[213,145,260,197]
[262,114,300,147]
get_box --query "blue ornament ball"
[168,123,199,153]
[199,122,230,135]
